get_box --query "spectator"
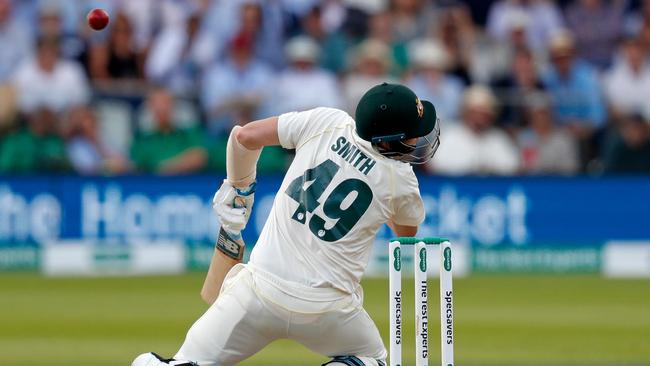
[12,35,90,114]
[343,39,397,114]
[390,0,435,43]
[405,39,464,122]
[2,0,648,179]
[201,31,273,134]
[117,0,157,52]
[37,4,84,61]
[252,0,290,69]
[320,7,370,74]
[320,0,346,34]
[65,106,128,175]
[251,1,285,69]
[159,0,203,29]
[267,36,342,115]
[487,0,564,52]
[427,85,520,175]
[282,0,320,17]
[0,85,17,132]
[501,9,531,51]
[489,7,551,75]
[33,0,81,36]
[201,0,285,69]
[564,0,626,70]
[368,11,409,74]
[195,0,242,63]
[517,93,579,174]
[146,12,214,94]
[300,4,328,42]
[435,4,479,85]
[543,32,606,161]
[604,37,650,120]
[89,12,144,81]
[0,0,32,84]
[0,108,67,173]
[492,47,545,128]
[87,0,158,52]
[603,114,650,173]
[131,88,207,174]
[640,20,650,52]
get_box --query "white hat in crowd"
[463,85,498,114]
[409,39,450,71]
[285,36,320,63]
[549,31,576,56]
[353,39,391,70]
[505,8,530,32]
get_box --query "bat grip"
[233,196,246,209]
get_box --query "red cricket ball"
[87,8,109,31]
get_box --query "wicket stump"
[389,237,454,366]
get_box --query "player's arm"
[388,220,418,237]
[201,117,279,305]
[235,116,280,150]
[390,172,424,239]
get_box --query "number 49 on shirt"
[285,159,373,242]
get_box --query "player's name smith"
[331,136,376,175]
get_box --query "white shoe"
[132,352,197,366]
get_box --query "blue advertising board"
[1,175,649,248]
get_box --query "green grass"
[1,273,649,366]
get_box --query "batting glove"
[212,180,256,234]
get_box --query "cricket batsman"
[132,82,441,366]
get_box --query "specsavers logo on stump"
[444,247,452,271]
[393,247,401,271]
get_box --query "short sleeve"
[277,107,348,149]
[391,171,425,227]
[277,109,314,149]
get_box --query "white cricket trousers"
[175,264,387,366]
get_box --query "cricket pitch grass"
[1,273,649,366]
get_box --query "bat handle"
[233,196,246,209]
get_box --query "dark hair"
[514,46,533,59]
[36,35,61,50]
[621,113,646,126]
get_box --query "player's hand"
[212,180,256,234]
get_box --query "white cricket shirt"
[248,107,424,294]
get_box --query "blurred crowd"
[1,0,650,176]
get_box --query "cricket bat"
[201,197,247,305]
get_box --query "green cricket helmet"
[355,83,440,164]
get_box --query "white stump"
[439,241,454,366]
[415,241,429,366]
[389,240,402,366]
